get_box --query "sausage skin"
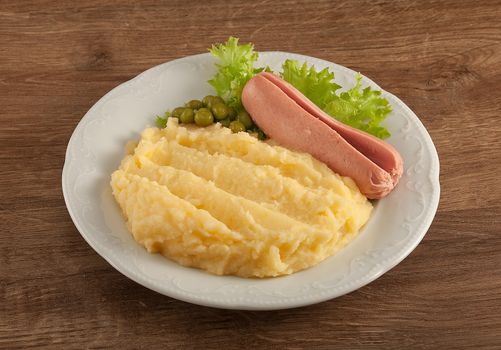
[259,72,403,185]
[242,72,403,199]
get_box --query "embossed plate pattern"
[62,52,440,310]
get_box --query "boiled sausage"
[242,72,403,199]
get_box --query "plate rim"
[62,51,440,310]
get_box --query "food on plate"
[280,59,393,139]
[242,72,403,199]
[209,37,393,139]
[208,37,265,112]
[110,37,405,277]
[155,95,267,139]
[111,119,372,277]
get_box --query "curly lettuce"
[208,37,392,139]
[323,73,392,139]
[281,59,392,139]
[208,37,264,111]
[155,111,170,128]
[281,59,341,108]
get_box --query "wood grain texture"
[1,0,501,348]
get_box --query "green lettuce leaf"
[281,60,392,139]
[208,37,264,110]
[208,38,392,139]
[281,59,341,108]
[155,111,170,128]
[155,115,167,128]
[323,74,392,139]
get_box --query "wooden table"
[2,1,500,348]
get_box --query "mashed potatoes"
[111,118,372,277]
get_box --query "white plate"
[62,52,440,310]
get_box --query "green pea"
[179,108,194,124]
[211,96,224,106]
[172,107,185,118]
[219,117,231,127]
[202,95,224,108]
[229,120,246,133]
[185,99,204,109]
[211,103,231,120]
[194,108,214,126]
[201,96,214,108]
[257,129,267,140]
[237,110,254,129]
[202,95,214,107]
[227,107,237,120]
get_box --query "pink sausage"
[241,73,402,199]
[260,72,403,186]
